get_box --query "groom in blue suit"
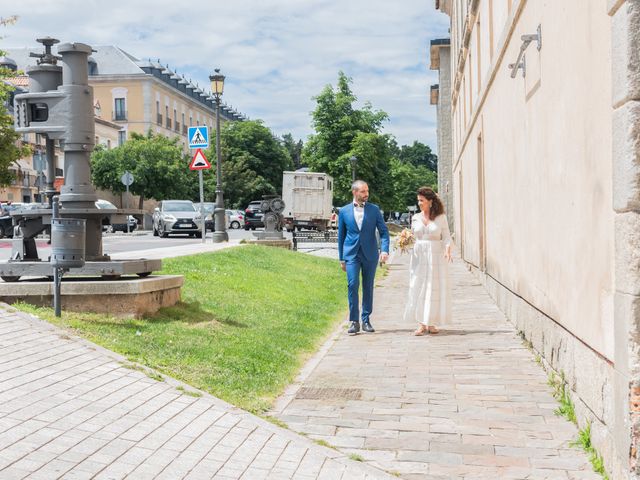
[338,180,390,335]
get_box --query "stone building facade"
[432,0,640,477]
[430,38,454,234]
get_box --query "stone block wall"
[610,0,640,477]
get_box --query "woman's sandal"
[413,325,428,336]
[428,326,439,334]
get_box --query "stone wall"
[472,266,626,479]
[436,47,454,235]
[610,0,640,477]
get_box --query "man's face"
[353,184,369,203]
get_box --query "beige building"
[5,46,244,206]
[85,47,243,150]
[432,0,640,478]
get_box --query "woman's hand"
[444,249,452,263]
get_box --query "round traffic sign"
[121,171,134,186]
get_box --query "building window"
[156,100,161,125]
[118,130,126,146]
[114,98,126,121]
[107,139,112,149]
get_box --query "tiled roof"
[6,75,28,87]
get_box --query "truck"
[281,171,334,232]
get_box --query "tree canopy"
[91,130,190,208]
[303,72,437,213]
[398,141,438,172]
[204,119,293,208]
[0,16,30,186]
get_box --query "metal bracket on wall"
[508,24,542,78]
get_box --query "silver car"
[225,209,245,229]
[153,200,203,238]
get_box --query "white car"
[153,200,203,238]
[225,209,245,229]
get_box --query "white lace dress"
[403,213,452,327]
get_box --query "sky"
[2,1,450,151]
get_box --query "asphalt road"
[0,228,264,261]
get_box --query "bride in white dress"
[403,187,453,336]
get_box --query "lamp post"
[209,68,228,242]
[349,155,357,182]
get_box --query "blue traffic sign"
[188,126,209,149]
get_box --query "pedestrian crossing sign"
[188,126,209,148]
[189,148,211,170]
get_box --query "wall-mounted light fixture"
[508,24,542,78]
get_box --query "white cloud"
[3,0,449,148]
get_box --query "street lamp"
[209,68,228,242]
[349,155,357,182]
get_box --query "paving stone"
[0,304,394,480]
[273,256,598,478]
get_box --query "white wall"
[452,0,614,359]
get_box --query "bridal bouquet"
[395,228,415,254]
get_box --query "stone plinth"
[0,275,184,318]
[246,239,292,250]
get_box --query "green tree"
[282,133,303,169]
[388,158,437,213]
[91,130,190,208]
[303,72,389,206]
[399,140,438,172]
[205,120,293,208]
[0,16,30,186]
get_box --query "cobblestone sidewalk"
[0,306,396,479]
[272,255,600,480]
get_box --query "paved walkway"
[272,254,599,480]
[0,307,395,479]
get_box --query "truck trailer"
[281,171,334,231]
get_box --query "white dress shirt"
[354,203,365,230]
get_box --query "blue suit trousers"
[346,249,378,324]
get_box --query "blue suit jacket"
[338,202,390,263]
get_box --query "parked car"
[243,200,264,230]
[0,203,48,238]
[108,215,138,233]
[226,209,245,229]
[329,208,339,229]
[195,203,231,231]
[95,199,118,231]
[153,200,202,238]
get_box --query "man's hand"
[340,261,346,272]
[379,252,389,264]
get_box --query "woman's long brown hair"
[417,187,444,220]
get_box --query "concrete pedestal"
[0,275,184,318]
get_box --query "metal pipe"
[52,196,61,317]
[212,96,228,242]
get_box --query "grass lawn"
[17,245,347,413]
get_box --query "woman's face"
[417,195,432,213]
